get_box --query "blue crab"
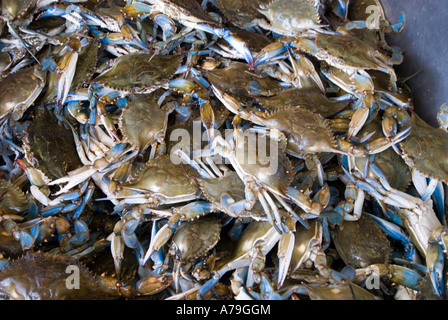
[0,252,175,299]
[169,214,222,291]
[333,214,393,268]
[118,92,170,155]
[212,0,271,29]
[111,154,201,207]
[252,0,325,36]
[197,220,282,299]
[253,87,351,118]
[0,66,45,121]
[384,109,448,184]
[122,0,254,67]
[93,53,182,94]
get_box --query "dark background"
[380,0,448,127]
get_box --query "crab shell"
[70,39,100,91]
[0,252,109,300]
[206,62,282,106]
[399,114,448,183]
[119,93,169,153]
[233,125,295,195]
[23,108,82,180]
[254,87,351,117]
[257,0,323,36]
[289,219,322,272]
[347,0,385,22]
[215,0,270,29]
[217,220,280,270]
[170,215,221,265]
[93,53,181,94]
[0,66,45,121]
[354,119,411,191]
[197,171,264,217]
[333,214,393,268]
[119,155,200,200]
[2,0,37,21]
[198,171,246,204]
[245,106,338,157]
[0,180,29,215]
[314,33,393,72]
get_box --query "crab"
[296,32,396,80]
[320,63,377,137]
[332,214,393,269]
[252,0,325,36]
[214,86,387,161]
[253,87,351,118]
[0,252,175,299]
[195,171,266,219]
[0,66,45,121]
[351,119,412,192]
[18,108,113,215]
[197,220,282,299]
[111,154,201,207]
[384,109,448,183]
[345,0,405,35]
[118,92,170,155]
[93,52,182,94]
[0,179,29,217]
[22,108,83,182]
[1,0,60,63]
[122,0,254,66]
[205,62,282,108]
[198,114,331,237]
[69,39,100,92]
[169,214,222,291]
[334,118,412,221]
[213,0,271,29]
[283,218,353,289]
[85,52,183,142]
[301,43,393,137]
[212,30,272,61]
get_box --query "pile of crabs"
[0,0,447,300]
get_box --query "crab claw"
[122,3,152,17]
[110,233,125,278]
[213,28,254,69]
[277,232,294,289]
[141,223,174,266]
[211,84,244,115]
[365,125,412,155]
[56,50,79,108]
[427,241,446,299]
[136,275,174,295]
[427,226,448,299]
[391,12,406,33]
[260,274,282,300]
[254,42,287,67]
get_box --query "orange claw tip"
[15,159,27,171]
